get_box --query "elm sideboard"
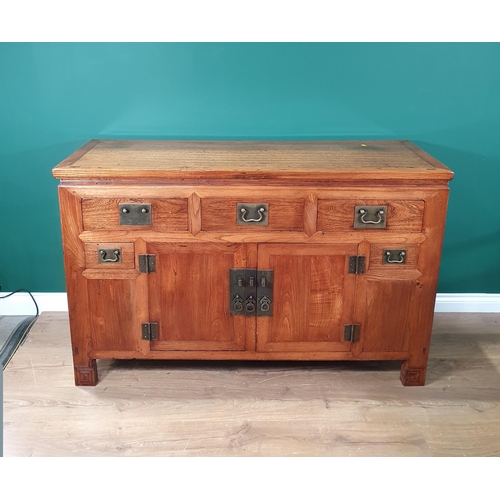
[53,140,453,386]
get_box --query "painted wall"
[0,43,499,293]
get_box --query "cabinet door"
[352,243,423,355]
[148,242,256,351]
[256,243,357,352]
[353,276,421,355]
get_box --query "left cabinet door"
[148,242,257,351]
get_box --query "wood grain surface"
[3,312,500,457]
[317,199,425,232]
[256,243,357,352]
[53,143,452,388]
[82,197,189,232]
[201,197,304,231]
[84,242,135,269]
[52,140,455,182]
[147,242,254,352]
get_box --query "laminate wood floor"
[3,312,500,456]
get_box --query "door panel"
[87,278,144,353]
[148,242,256,351]
[354,277,421,353]
[257,244,357,352]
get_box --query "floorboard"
[3,312,500,456]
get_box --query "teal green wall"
[1,43,499,293]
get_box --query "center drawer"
[201,197,305,231]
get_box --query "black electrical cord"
[0,288,40,317]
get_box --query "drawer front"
[84,242,135,269]
[317,199,424,232]
[82,198,189,231]
[201,198,304,231]
[368,243,420,270]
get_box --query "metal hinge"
[348,255,366,274]
[138,254,156,273]
[344,324,361,343]
[141,322,158,340]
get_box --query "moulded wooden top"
[52,139,454,183]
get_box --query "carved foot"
[74,359,98,386]
[400,361,426,386]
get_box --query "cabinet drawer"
[201,198,304,231]
[84,242,135,269]
[368,243,420,270]
[82,198,189,231]
[317,199,424,232]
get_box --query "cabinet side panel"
[401,188,451,385]
[58,187,96,384]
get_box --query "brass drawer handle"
[359,208,384,224]
[384,250,406,264]
[241,207,265,223]
[354,205,387,229]
[99,249,121,263]
[236,203,269,226]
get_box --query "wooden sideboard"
[53,140,453,386]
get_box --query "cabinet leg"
[400,361,426,386]
[74,359,98,386]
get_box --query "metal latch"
[344,324,361,343]
[141,322,158,340]
[138,254,156,273]
[256,270,273,317]
[230,268,273,316]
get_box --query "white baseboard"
[0,293,68,315]
[433,294,500,313]
[1,292,500,315]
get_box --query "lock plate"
[230,268,273,316]
[119,203,152,226]
[256,270,273,317]
[230,268,255,316]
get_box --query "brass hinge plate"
[348,256,366,274]
[141,322,158,341]
[138,254,156,273]
[344,324,361,343]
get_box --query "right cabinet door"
[256,243,358,352]
[352,243,423,356]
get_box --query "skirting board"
[1,292,500,315]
